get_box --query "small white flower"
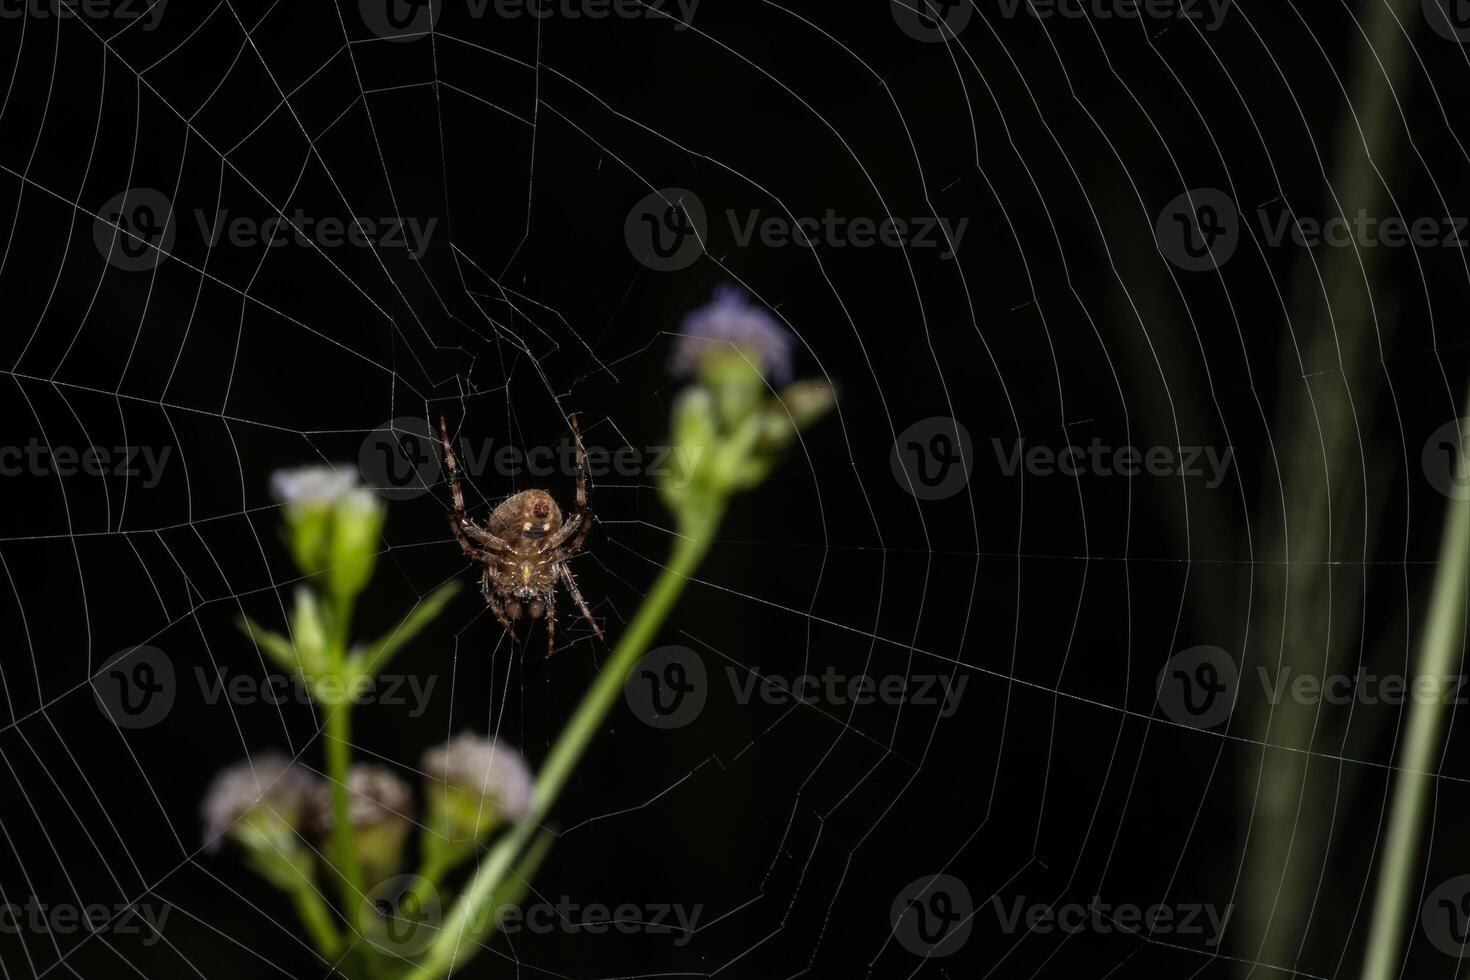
[201,752,318,850]
[423,733,533,823]
[270,465,359,506]
[313,764,414,829]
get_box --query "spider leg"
[559,563,604,640]
[570,414,588,512]
[481,569,515,635]
[540,511,583,553]
[439,416,512,555]
[544,596,556,655]
[543,414,594,558]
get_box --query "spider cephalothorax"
[439,416,604,652]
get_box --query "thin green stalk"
[403,508,722,980]
[325,661,367,936]
[1242,0,1417,964]
[289,878,345,959]
[1359,426,1470,980]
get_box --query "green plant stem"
[324,596,367,933]
[403,507,723,980]
[1359,438,1470,980]
[289,878,345,960]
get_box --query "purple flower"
[201,752,319,851]
[671,285,795,384]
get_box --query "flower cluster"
[201,737,531,932]
[200,287,830,980]
[662,285,835,527]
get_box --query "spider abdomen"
[488,489,563,544]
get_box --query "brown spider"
[438,415,604,652]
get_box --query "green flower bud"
[290,587,330,675]
[201,753,320,887]
[777,379,836,433]
[422,734,532,859]
[313,765,413,884]
[270,467,386,603]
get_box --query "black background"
[1,1,1469,978]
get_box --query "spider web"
[0,1,1468,978]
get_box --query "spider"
[438,415,604,653]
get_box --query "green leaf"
[469,828,556,942]
[353,581,462,679]
[235,614,302,675]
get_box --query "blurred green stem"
[403,505,723,980]
[1242,0,1415,966]
[325,598,367,932]
[288,876,345,960]
[1359,415,1470,980]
